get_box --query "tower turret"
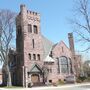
[20,4,27,16]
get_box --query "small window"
[33,25,38,34]
[33,54,36,60]
[50,68,52,73]
[17,25,22,35]
[28,24,32,33]
[48,68,52,73]
[32,39,35,48]
[28,53,31,60]
[62,47,64,52]
[37,54,40,60]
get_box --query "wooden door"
[31,74,39,83]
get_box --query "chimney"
[68,33,75,55]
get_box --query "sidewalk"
[28,83,90,90]
[0,83,90,90]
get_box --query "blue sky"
[0,0,89,60]
[0,0,73,43]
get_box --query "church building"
[2,5,82,87]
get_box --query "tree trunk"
[6,64,12,87]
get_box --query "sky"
[0,0,90,60]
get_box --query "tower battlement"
[27,10,40,16]
[20,4,40,17]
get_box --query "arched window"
[33,25,38,34]
[28,53,31,60]
[28,24,32,33]
[17,25,22,36]
[37,54,40,60]
[33,54,36,60]
[32,39,35,48]
[59,56,68,74]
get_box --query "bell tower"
[16,4,44,67]
[16,4,44,86]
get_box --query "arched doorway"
[31,74,40,84]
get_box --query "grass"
[0,86,23,89]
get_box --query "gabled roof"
[29,64,42,73]
[52,40,70,51]
[59,41,70,50]
[44,55,55,62]
[52,43,58,50]
[41,35,71,62]
[41,35,54,59]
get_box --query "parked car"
[65,75,76,83]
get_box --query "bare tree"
[42,66,49,84]
[0,9,16,86]
[71,0,90,51]
[83,60,90,77]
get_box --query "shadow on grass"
[0,84,23,88]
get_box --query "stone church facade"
[2,5,82,87]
